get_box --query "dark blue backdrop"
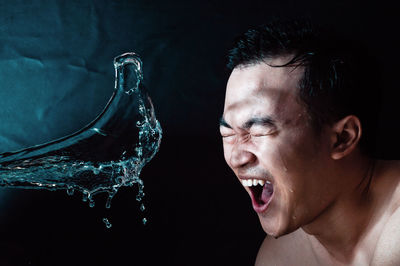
[0,0,398,265]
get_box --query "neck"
[302,153,377,263]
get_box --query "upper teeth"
[242,179,270,187]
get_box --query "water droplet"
[142,218,147,225]
[105,191,116,209]
[105,198,112,209]
[136,183,145,201]
[66,186,74,196]
[82,190,89,202]
[89,199,95,208]
[140,203,145,211]
[136,192,144,202]
[103,218,112,229]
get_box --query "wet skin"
[221,59,337,237]
[221,59,400,265]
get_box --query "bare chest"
[258,225,387,266]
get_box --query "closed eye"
[219,124,235,138]
[251,131,273,137]
[220,131,235,138]
[249,125,276,137]
[251,134,268,137]
[220,128,236,143]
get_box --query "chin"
[259,214,297,238]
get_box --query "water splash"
[0,53,162,217]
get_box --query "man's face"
[221,59,337,237]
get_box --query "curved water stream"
[0,53,162,216]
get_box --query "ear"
[330,115,362,160]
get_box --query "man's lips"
[240,177,274,213]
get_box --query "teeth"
[242,179,268,187]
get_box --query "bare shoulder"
[371,161,400,265]
[371,206,400,265]
[255,229,317,266]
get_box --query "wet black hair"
[227,19,381,157]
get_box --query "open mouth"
[242,179,274,213]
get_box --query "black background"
[0,0,398,265]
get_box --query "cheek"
[222,142,233,168]
[256,138,291,172]
[256,132,319,189]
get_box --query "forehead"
[224,60,305,124]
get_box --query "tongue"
[261,183,273,203]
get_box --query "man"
[220,20,400,265]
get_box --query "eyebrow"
[219,116,276,129]
[219,117,232,128]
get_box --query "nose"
[229,143,256,169]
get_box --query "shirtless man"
[220,20,400,265]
